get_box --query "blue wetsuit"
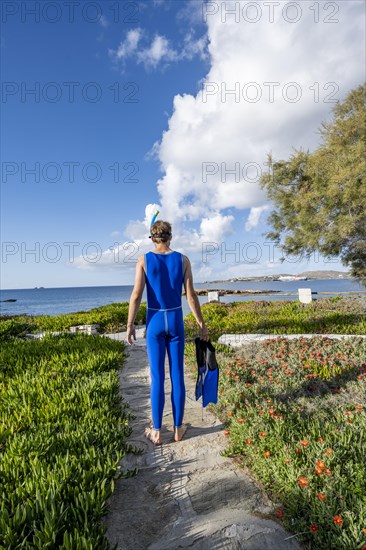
[144,250,185,431]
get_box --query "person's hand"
[126,325,136,345]
[199,324,209,341]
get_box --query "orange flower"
[246,439,252,445]
[333,515,343,525]
[317,437,324,443]
[315,460,325,469]
[316,493,326,501]
[325,448,333,455]
[258,410,264,415]
[224,429,230,436]
[285,458,291,464]
[314,467,323,475]
[238,418,244,423]
[295,448,301,454]
[268,409,274,415]
[355,405,363,410]
[259,431,266,437]
[300,439,309,447]
[276,509,284,518]
[309,524,318,532]
[324,468,331,475]
[297,476,308,488]
[227,411,233,417]
[264,450,270,458]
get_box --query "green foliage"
[185,336,366,549]
[260,83,366,286]
[183,296,366,342]
[0,301,146,337]
[0,333,136,548]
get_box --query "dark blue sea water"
[0,279,364,320]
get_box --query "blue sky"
[1,0,365,289]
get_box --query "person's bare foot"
[173,424,187,442]
[144,425,162,445]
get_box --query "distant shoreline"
[203,271,352,284]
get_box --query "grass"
[0,331,137,549]
[185,335,366,549]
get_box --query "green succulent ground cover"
[185,334,366,549]
[0,331,137,549]
[184,296,366,341]
[1,296,364,548]
[0,302,146,337]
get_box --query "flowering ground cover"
[183,296,366,342]
[184,335,366,549]
[0,331,137,549]
[0,301,147,336]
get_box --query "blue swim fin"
[195,337,219,407]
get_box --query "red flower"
[300,439,309,447]
[316,493,326,501]
[333,515,343,525]
[297,476,308,488]
[246,438,252,445]
[309,524,318,532]
[259,431,266,437]
[276,509,284,518]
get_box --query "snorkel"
[148,210,159,239]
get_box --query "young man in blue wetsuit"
[126,220,209,445]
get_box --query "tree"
[260,83,366,286]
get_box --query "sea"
[0,279,365,320]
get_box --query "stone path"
[103,329,301,550]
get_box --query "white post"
[298,288,312,304]
[208,290,220,303]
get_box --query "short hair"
[150,220,172,243]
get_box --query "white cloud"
[98,15,109,28]
[137,34,178,68]
[75,1,364,278]
[109,28,208,70]
[109,28,143,62]
[149,0,364,247]
[245,205,271,231]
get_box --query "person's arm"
[183,255,208,340]
[126,255,146,342]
